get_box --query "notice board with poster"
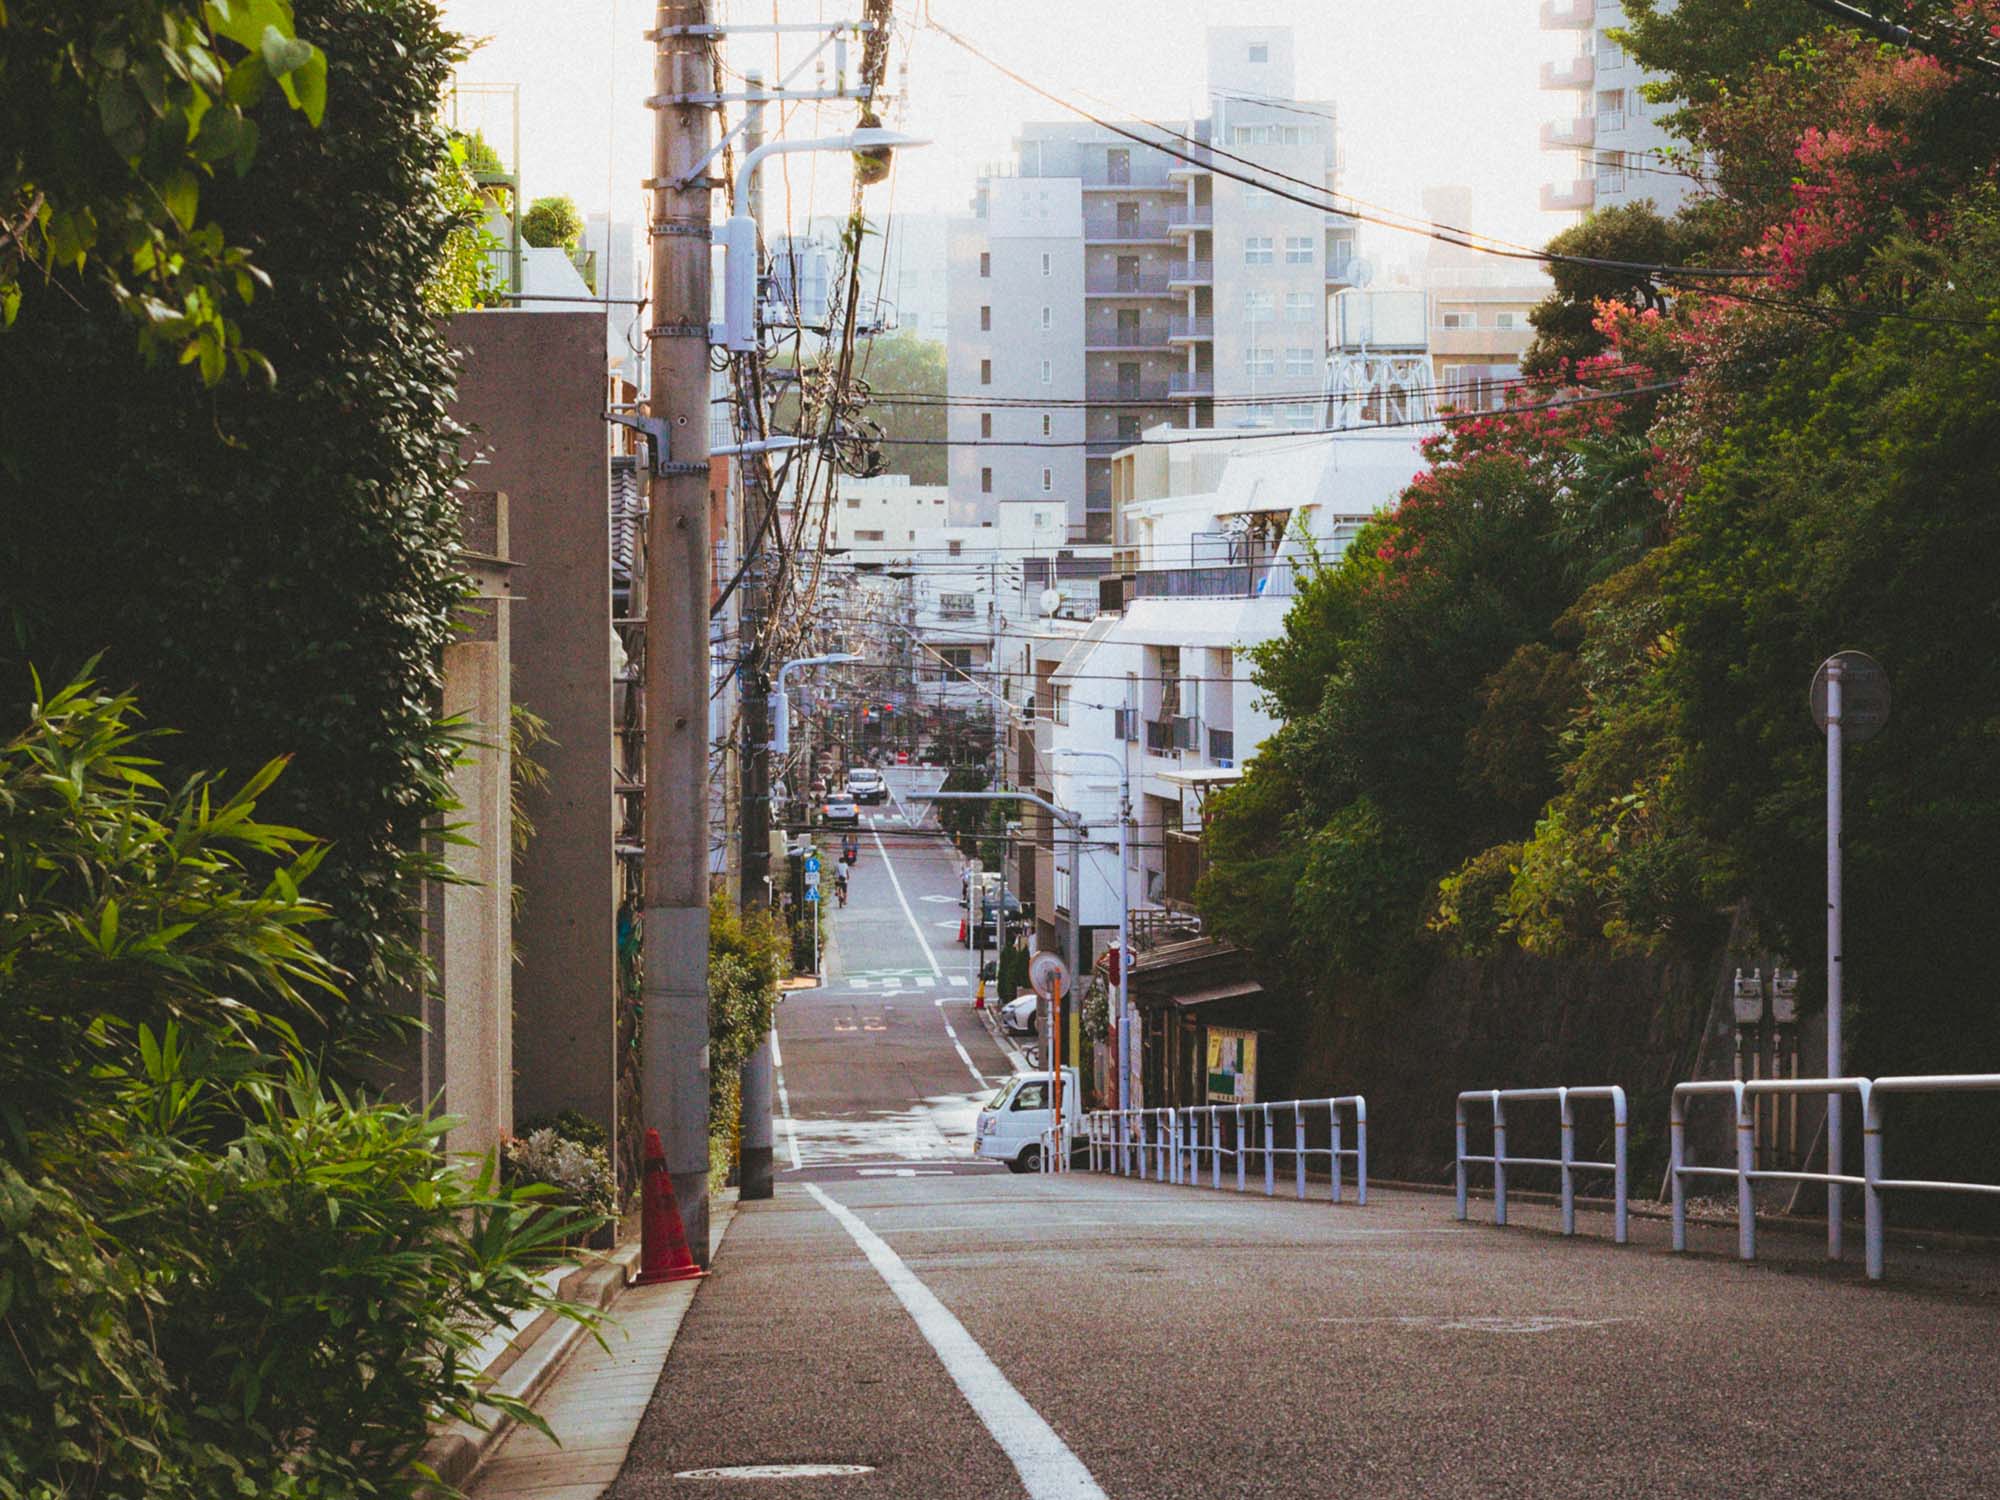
[1205,1027,1257,1104]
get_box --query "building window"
[981,412,993,438]
[939,591,975,619]
[980,467,993,494]
[1232,124,1275,146]
[1245,288,1273,321]
[1439,311,1473,330]
[1106,147,1130,185]
[845,498,861,510]
[1244,236,1274,265]
[1041,251,1052,276]
[980,305,991,331]
[1285,346,1315,376]
[1285,291,1313,323]
[1597,33,1626,67]
[1042,413,1052,436]
[1496,311,1519,330]
[1595,150,1626,192]
[1244,346,1275,378]
[1041,467,1053,492]
[1248,42,1269,63]
[1041,359,1052,384]
[980,358,992,385]
[979,251,991,277]
[1242,182,1274,207]
[1117,414,1141,440]
[1041,305,1052,329]
[948,539,963,556]
[855,528,884,541]
[1283,402,1317,428]
[1284,235,1313,264]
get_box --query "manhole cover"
[675,1464,876,1480]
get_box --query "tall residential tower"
[1538,1,1695,218]
[947,27,1356,540]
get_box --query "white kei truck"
[975,1066,1084,1173]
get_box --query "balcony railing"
[1168,260,1214,285]
[1084,270,1174,296]
[1131,563,1298,599]
[1084,216,1172,242]
[1207,726,1235,764]
[1085,323,1172,349]
[1540,178,1596,213]
[1539,53,1593,90]
[1540,115,1594,150]
[1076,165,1176,189]
[1595,109,1627,135]
[1087,377,1172,402]
[1165,204,1214,230]
[1168,316,1214,340]
[1167,370,1214,397]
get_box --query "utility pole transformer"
[642,0,714,1264]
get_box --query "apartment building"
[1538,0,1695,218]
[766,212,950,341]
[1414,187,1549,411]
[826,473,951,555]
[947,26,1358,542]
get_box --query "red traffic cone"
[958,916,968,945]
[634,1128,706,1285]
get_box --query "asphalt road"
[609,824,2000,1499]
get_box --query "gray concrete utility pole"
[736,71,776,1203]
[642,0,713,1263]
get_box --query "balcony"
[1168,316,1214,341]
[1087,377,1172,403]
[1132,563,1298,599]
[1165,204,1213,231]
[1085,269,1173,297]
[1167,370,1214,397]
[1077,165,1177,190]
[1168,260,1215,287]
[1085,323,1172,350]
[1539,0,1594,28]
[1540,115,1594,150]
[1162,829,1206,911]
[1539,53,1593,91]
[1084,215,1172,244]
[1540,178,1596,213]
[1326,254,1356,285]
[1595,108,1627,135]
[1207,726,1235,764]
[1166,144,1215,176]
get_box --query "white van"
[975,1067,1083,1173]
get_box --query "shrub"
[504,1127,619,1221]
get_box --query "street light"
[716,129,931,352]
[771,652,863,756]
[1052,748,1134,1138]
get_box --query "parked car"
[821,793,859,828]
[975,1067,1083,1173]
[846,766,887,804]
[968,891,1022,949]
[999,994,1039,1036]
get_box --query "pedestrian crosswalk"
[832,968,973,995]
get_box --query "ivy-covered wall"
[0,0,470,1034]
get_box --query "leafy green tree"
[1,0,478,1027]
[1522,203,1702,378]
[521,193,583,250]
[859,331,947,483]
[1,0,329,382]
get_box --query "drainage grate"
[674,1464,877,1480]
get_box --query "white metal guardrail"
[1455,1086,1629,1243]
[1671,1073,2000,1279]
[1084,1099,1367,1205]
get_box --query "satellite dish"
[1029,950,1073,1002]
[1350,257,1375,288]
[1039,586,1062,616]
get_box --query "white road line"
[806,1185,1107,1500]
[871,825,942,977]
[933,998,989,1088]
[772,1030,803,1169]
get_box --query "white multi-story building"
[767,212,950,341]
[947,27,1358,542]
[1538,1,1695,218]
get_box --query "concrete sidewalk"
[468,1193,740,1500]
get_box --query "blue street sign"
[805,854,821,874]
[805,886,820,902]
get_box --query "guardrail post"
[1734,1082,1756,1261]
[1235,1106,1247,1192]
[1670,1089,1687,1251]
[1211,1109,1223,1190]
[1354,1098,1368,1206]
[1611,1086,1628,1245]
[1455,1095,1469,1221]
[1558,1087,1576,1236]
[1294,1105,1307,1200]
[1169,1109,1181,1185]
[1862,1082,1885,1281]
[1492,1091,1509,1227]
[1329,1101,1344,1204]
[1263,1104,1276,1196]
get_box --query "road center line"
[805,1184,1107,1500]
[871,824,942,977]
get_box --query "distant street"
[604,824,2000,1498]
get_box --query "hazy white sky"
[441,1,1576,269]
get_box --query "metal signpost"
[804,852,822,975]
[1809,649,1889,1258]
